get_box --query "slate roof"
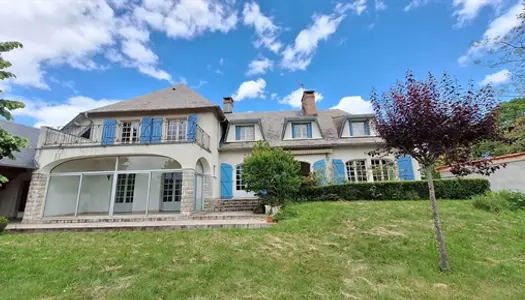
[0,120,40,169]
[220,109,381,150]
[86,84,219,114]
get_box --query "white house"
[21,85,420,224]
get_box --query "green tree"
[473,97,525,157]
[0,41,27,185]
[243,141,302,206]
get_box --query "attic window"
[349,120,370,136]
[292,122,312,139]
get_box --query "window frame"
[345,160,368,183]
[166,119,187,141]
[349,120,370,137]
[371,159,395,182]
[236,125,256,141]
[235,164,246,191]
[161,172,182,203]
[119,120,140,144]
[292,122,309,139]
[115,173,136,203]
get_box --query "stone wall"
[180,169,195,216]
[21,173,48,224]
[205,198,260,212]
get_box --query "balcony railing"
[41,122,211,151]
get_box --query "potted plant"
[0,216,8,232]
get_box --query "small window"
[115,174,136,203]
[350,121,370,136]
[346,160,368,182]
[162,173,182,203]
[121,121,140,144]
[167,120,187,141]
[236,125,255,141]
[236,164,246,191]
[292,123,309,139]
[371,159,395,182]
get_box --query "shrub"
[472,191,525,212]
[0,216,8,232]
[298,179,490,201]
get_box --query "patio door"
[160,172,182,212]
[194,174,204,212]
[114,174,135,213]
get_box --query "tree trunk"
[426,166,451,271]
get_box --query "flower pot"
[266,216,273,223]
[271,205,282,215]
[264,205,272,215]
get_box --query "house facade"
[21,85,420,224]
[0,120,40,219]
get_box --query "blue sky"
[0,0,521,127]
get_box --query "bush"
[297,179,490,201]
[0,216,8,232]
[472,191,525,212]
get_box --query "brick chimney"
[301,90,317,116]
[223,97,234,113]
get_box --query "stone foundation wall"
[180,169,195,216]
[21,173,48,224]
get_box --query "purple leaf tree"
[370,71,503,271]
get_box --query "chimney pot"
[223,97,234,113]
[301,90,317,116]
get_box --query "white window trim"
[238,125,256,141]
[118,120,140,144]
[343,119,377,138]
[165,119,187,141]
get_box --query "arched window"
[345,160,367,182]
[236,164,246,191]
[371,159,395,181]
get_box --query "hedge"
[298,179,490,201]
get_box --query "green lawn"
[1,201,525,300]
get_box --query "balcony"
[41,121,211,151]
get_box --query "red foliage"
[370,71,504,176]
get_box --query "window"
[350,121,370,136]
[371,159,394,182]
[162,173,182,203]
[121,121,139,144]
[292,123,309,138]
[236,164,245,191]
[115,174,136,203]
[346,160,368,182]
[236,125,255,141]
[167,120,186,141]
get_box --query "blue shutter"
[349,120,354,136]
[101,119,116,145]
[364,121,370,136]
[291,123,296,138]
[332,159,345,184]
[151,118,163,144]
[187,114,198,141]
[313,160,326,185]
[140,117,153,144]
[220,163,233,199]
[397,156,415,180]
[307,123,312,138]
[235,126,241,140]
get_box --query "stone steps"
[35,212,264,224]
[6,219,272,233]
[205,198,261,212]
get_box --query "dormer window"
[349,120,371,136]
[292,122,312,139]
[236,125,255,141]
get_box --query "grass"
[1,201,525,299]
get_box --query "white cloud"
[270,93,278,100]
[331,96,373,114]
[246,57,274,76]
[191,79,208,88]
[404,0,428,12]
[453,0,504,26]
[375,0,388,11]
[479,69,511,86]
[219,58,224,65]
[458,2,522,64]
[280,4,352,71]
[278,88,324,109]
[350,0,368,15]
[232,78,267,101]
[243,2,282,53]
[12,96,121,128]
[134,0,238,39]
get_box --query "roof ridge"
[0,119,41,131]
